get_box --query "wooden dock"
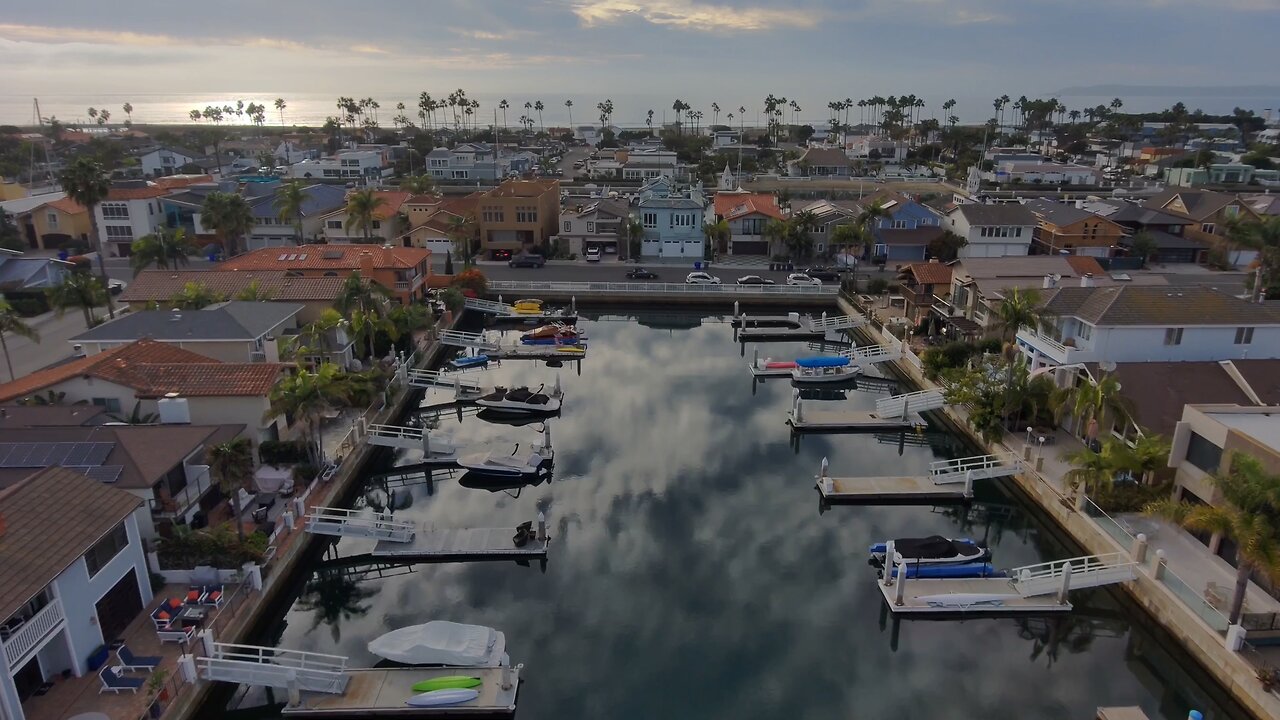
[487,345,586,361]
[282,666,520,717]
[788,408,925,432]
[876,577,1072,615]
[372,528,550,562]
[816,476,969,504]
[1096,708,1151,720]
[738,325,827,341]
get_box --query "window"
[1163,327,1183,346]
[1200,223,1216,234]
[814,225,826,234]
[92,397,122,413]
[85,522,129,577]
[46,212,58,227]
[104,226,133,240]
[642,212,657,229]
[429,159,448,168]
[563,220,572,233]
[586,221,595,233]
[101,203,129,219]
[516,207,537,223]
[322,169,341,178]
[1235,327,1254,345]
[671,213,694,228]
[1185,432,1223,474]
[482,208,505,223]
[1077,323,1093,341]
[451,170,469,179]
[891,220,909,229]
[326,220,343,229]
[1015,227,1022,237]
[341,159,360,167]
[371,221,381,230]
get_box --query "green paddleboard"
[411,676,483,692]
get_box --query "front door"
[94,569,143,643]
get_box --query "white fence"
[487,280,838,296]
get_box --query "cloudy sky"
[2,0,1277,124]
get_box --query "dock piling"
[1153,549,1167,580]
[894,561,907,606]
[537,512,547,541]
[882,541,896,588]
[1131,533,1148,564]
[734,301,740,319]
[964,470,975,498]
[287,671,301,707]
[1057,561,1073,604]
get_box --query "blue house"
[635,177,707,259]
[860,191,946,263]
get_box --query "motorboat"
[368,621,509,667]
[455,427,554,477]
[477,408,559,427]
[520,324,585,345]
[791,355,859,384]
[449,354,490,370]
[869,536,989,566]
[473,381,562,414]
[887,562,1006,579]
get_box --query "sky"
[2,0,1278,125]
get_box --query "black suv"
[509,254,546,268]
[803,266,844,282]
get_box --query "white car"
[786,273,822,286]
[685,272,722,285]
[585,247,601,262]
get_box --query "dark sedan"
[626,268,659,279]
[735,275,776,285]
[802,266,844,282]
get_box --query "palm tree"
[275,98,287,125]
[58,157,116,318]
[534,101,545,132]
[399,175,435,195]
[235,279,275,302]
[47,272,107,329]
[1108,433,1172,485]
[0,298,38,382]
[130,228,192,274]
[108,400,159,425]
[336,272,393,359]
[621,217,645,261]
[344,190,386,243]
[169,281,224,310]
[1068,371,1130,447]
[1227,216,1280,299]
[446,214,477,265]
[275,180,308,246]
[856,201,889,248]
[564,100,574,129]
[1061,443,1117,496]
[994,287,1044,343]
[1128,231,1158,268]
[1146,452,1280,624]
[703,219,730,256]
[207,437,255,541]
[830,224,865,259]
[201,191,254,257]
[763,218,790,258]
[122,102,133,126]
[266,363,369,465]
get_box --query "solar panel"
[0,442,115,468]
[278,253,289,261]
[298,253,308,260]
[69,465,124,484]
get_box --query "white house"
[0,466,153,720]
[1016,285,1280,370]
[945,203,1036,258]
[139,146,200,178]
[94,181,170,257]
[288,148,392,183]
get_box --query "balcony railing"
[0,597,65,668]
[151,465,214,519]
[1017,328,1071,361]
[394,281,410,291]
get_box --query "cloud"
[568,0,822,32]
[0,22,178,46]
[449,28,534,41]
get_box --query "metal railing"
[0,598,65,667]
[1016,328,1071,359]
[151,466,214,519]
[487,280,838,296]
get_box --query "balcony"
[1,597,66,668]
[1017,328,1093,365]
[394,281,410,291]
[151,465,214,519]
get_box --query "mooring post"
[964,470,975,498]
[287,671,301,707]
[571,296,577,313]
[542,424,553,454]
[734,300,740,319]
[792,390,803,424]
[1057,561,1073,604]
[883,541,896,588]
[753,347,759,367]
[537,512,547,541]
[894,561,908,606]
[1131,533,1149,564]
[1152,549,1167,580]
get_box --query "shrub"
[867,277,889,295]
[6,296,48,316]
[921,340,993,380]
[157,525,267,569]
[293,463,319,484]
[450,268,488,295]
[259,440,306,465]
[439,286,465,312]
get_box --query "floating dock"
[876,576,1072,615]
[817,475,969,504]
[736,311,862,341]
[466,296,577,325]
[488,345,587,361]
[788,407,925,432]
[372,527,550,562]
[282,666,520,717]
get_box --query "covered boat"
[512,299,544,314]
[870,536,988,566]
[473,381,562,414]
[887,562,1006,579]
[369,621,508,667]
[791,355,858,384]
[456,427,553,477]
[450,354,490,370]
[520,324,584,345]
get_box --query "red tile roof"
[106,184,169,200]
[119,270,348,303]
[154,175,214,190]
[714,192,783,222]
[219,245,431,272]
[0,339,285,402]
[1064,256,1106,276]
[41,197,88,215]
[365,190,411,220]
[903,261,953,286]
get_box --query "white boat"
[423,430,461,463]
[748,357,797,378]
[474,379,563,414]
[368,621,509,667]
[870,536,988,566]
[791,355,859,384]
[407,688,480,707]
[455,427,554,477]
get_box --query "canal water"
[227,310,1242,719]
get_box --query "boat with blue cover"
[888,562,1006,579]
[450,354,490,370]
[791,355,858,384]
[870,536,989,565]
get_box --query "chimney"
[72,343,85,358]
[1042,274,1054,289]
[1080,272,1095,287]
[358,250,375,277]
[157,392,191,424]
[263,335,280,363]
[928,258,940,264]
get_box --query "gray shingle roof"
[1023,199,1099,227]
[71,301,303,343]
[248,184,348,219]
[952,203,1036,226]
[1043,285,1280,326]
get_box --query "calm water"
[229,310,1241,720]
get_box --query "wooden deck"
[282,666,519,716]
[788,409,924,432]
[876,577,1072,615]
[373,528,550,561]
[817,476,970,504]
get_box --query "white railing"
[305,506,416,542]
[1,598,65,668]
[1011,552,1138,598]
[1017,328,1071,361]
[930,453,1022,484]
[153,466,214,518]
[487,280,838,296]
[875,389,945,417]
[199,643,349,694]
[464,297,515,314]
[405,368,484,391]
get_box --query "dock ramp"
[305,506,416,543]
[1010,553,1138,598]
[440,329,501,352]
[364,423,425,451]
[464,297,515,315]
[405,368,484,393]
[929,453,1022,485]
[875,389,945,418]
[197,643,349,694]
[844,344,902,365]
[809,313,864,332]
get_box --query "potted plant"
[147,669,171,717]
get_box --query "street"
[1,310,101,383]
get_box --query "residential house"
[1023,199,1128,258]
[860,191,946,263]
[218,245,433,305]
[118,270,346,323]
[1016,285,1280,371]
[0,254,73,301]
[1162,164,1274,188]
[274,140,321,165]
[69,301,305,363]
[0,467,153,718]
[139,146,201,177]
[288,147,393,183]
[1087,199,1204,264]
[1169,404,1280,518]
[897,260,953,326]
[319,190,410,244]
[245,183,349,249]
[16,197,91,251]
[939,255,1114,338]
[847,135,903,162]
[1144,189,1263,266]
[636,177,707,259]
[967,160,1099,193]
[94,181,170,257]
[476,179,561,259]
[713,190,781,256]
[944,203,1037,258]
[793,199,859,258]
[1244,194,1280,217]
[399,194,480,256]
[559,199,629,256]
[424,143,509,183]
[788,147,853,177]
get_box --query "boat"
[887,562,1006,579]
[748,357,797,378]
[555,345,585,355]
[477,408,558,427]
[456,427,554,477]
[869,536,989,566]
[406,688,481,707]
[512,299,544,314]
[474,381,562,414]
[791,355,859,384]
[411,676,482,692]
[450,354,490,370]
[368,621,509,667]
[520,324,585,345]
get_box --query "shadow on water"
[202,311,1248,720]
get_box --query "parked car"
[585,247,601,262]
[735,275,775,285]
[786,273,822,286]
[509,254,546,268]
[626,267,659,279]
[802,266,843,282]
[107,279,127,295]
[685,272,722,285]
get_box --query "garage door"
[732,240,769,255]
[95,569,143,643]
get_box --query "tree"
[275,180,308,246]
[235,279,275,302]
[564,99,574,129]
[266,364,370,465]
[994,287,1045,343]
[830,224,865,259]
[1227,216,1280,299]
[344,190,386,243]
[1129,232,1158,268]
[58,157,117,318]
[621,217,645,261]
[335,272,393,359]
[201,191,254,257]
[169,281,224,310]
[122,102,133,126]
[1067,371,1131,448]
[0,208,25,252]
[399,175,435,195]
[703,219,730,256]
[130,228,193,274]
[47,271,107,329]
[275,97,287,125]
[1146,452,1280,624]
[108,400,159,425]
[207,437,255,541]
[0,298,38,382]
[446,214,477,265]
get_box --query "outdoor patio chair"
[156,623,195,645]
[183,587,208,605]
[200,584,225,608]
[150,599,183,630]
[98,666,144,694]
[116,644,162,671]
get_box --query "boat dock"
[815,453,1024,504]
[439,330,587,362]
[372,527,550,562]
[736,311,863,341]
[466,296,577,325]
[1096,709,1152,720]
[787,388,943,432]
[281,666,521,717]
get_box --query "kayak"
[765,361,797,369]
[450,355,490,369]
[406,688,480,707]
[411,676,482,692]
